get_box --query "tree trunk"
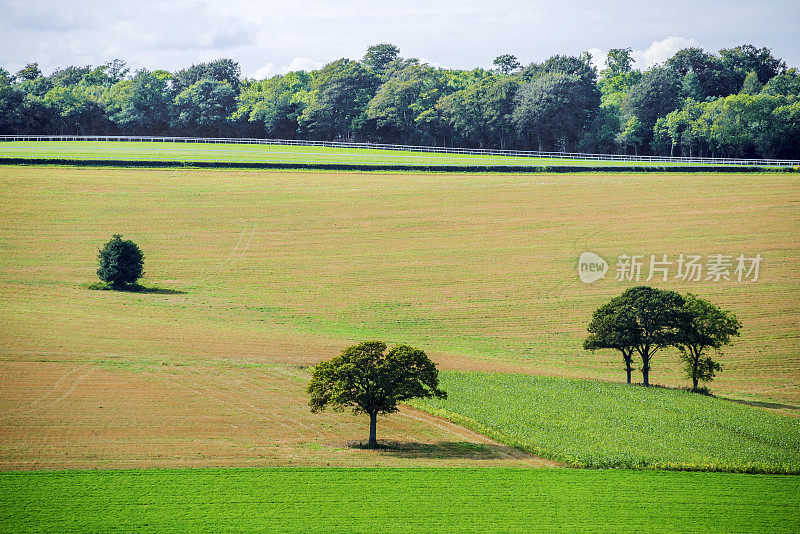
[368,412,378,448]
[641,357,650,387]
[692,376,699,391]
[623,350,633,384]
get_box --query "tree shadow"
[626,383,799,411]
[84,282,187,295]
[721,397,800,412]
[124,285,187,295]
[348,440,527,460]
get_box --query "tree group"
[584,287,741,391]
[2,43,798,159]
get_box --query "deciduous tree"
[174,59,241,93]
[437,73,517,148]
[173,79,236,136]
[674,293,741,391]
[493,54,521,75]
[584,302,639,384]
[719,44,786,86]
[585,287,686,386]
[605,48,634,77]
[97,235,145,289]
[366,62,445,143]
[622,67,682,152]
[298,59,379,140]
[512,72,598,151]
[740,71,762,94]
[308,341,446,448]
[363,43,401,78]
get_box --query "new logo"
[578,252,608,283]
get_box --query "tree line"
[2,43,798,158]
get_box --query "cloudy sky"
[1,0,797,79]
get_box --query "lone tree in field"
[308,341,446,448]
[96,234,145,289]
[584,302,639,384]
[674,293,741,391]
[584,286,686,386]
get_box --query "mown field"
[1,166,798,470]
[411,372,800,473]
[0,139,774,168]
[2,468,799,533]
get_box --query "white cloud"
[286,57,325,72]
[418,57,445,69]
[633,37,701,68]
[585,37,702,73]
[252,63,277,80]
[586,48,606,70]
[0,1,796,77]
[251,57,325,80]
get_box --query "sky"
[1,0,798,79]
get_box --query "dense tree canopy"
[438,73,517,148]
[584,302,639,384]
[367,62,445,144]
[622,67,682,150]
[584,288,741,392]
[513,72,598,151]
[173,79,237,136]
[109,70,173,134]
[235,71,311,138]
[1,43,797,158]
[674,294,741,391]
[363,43,401,79]
[96,234,145,288]
[298,58,379,140]
[308,341,446,447]
[174,59,242,93]
[493,54,522,75]
[584,287,687,386]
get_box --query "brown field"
[0,167,798,469]
[0,360,552,469]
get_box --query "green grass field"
[411,372,800,473]
[0,139,777,168]
[2,468,798,533]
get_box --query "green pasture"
[2,468,798,533]
[0,139,752,168]
[411,372,800,473]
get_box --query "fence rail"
[1,135,798,168]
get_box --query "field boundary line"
[0,158,794,174]
[2,135,799,169]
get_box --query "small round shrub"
[97,234,145,288]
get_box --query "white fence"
[1,135,799,168]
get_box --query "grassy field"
[0,139,775,168]
[2,468,798,533]
[0,166,798,469]
[411,372,800,473]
